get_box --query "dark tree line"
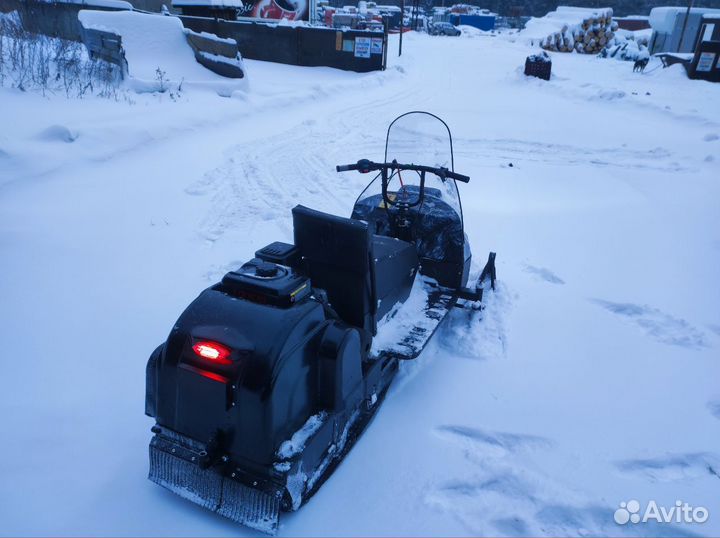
[420,0,720,17]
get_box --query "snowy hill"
[0,30,719,537]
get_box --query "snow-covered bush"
[0,11,121,97]
[598,29,650,61]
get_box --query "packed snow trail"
[1,32,719,537]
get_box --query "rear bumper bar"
[149,430,282,534]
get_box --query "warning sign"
[697,52,716,72]
[354,37,371,58]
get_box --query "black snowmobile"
[144,111,497,534]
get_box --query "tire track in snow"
[185,83,426,250]
[452,137,686,172]
[187,122,364,245]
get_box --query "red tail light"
[192,341,232,364]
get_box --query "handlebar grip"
[337,159,376,174]
[336,163,358,172]
[447,171,470,183]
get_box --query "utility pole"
[309,0,317,24]
[399,0,404,56]
[677,0,695,52]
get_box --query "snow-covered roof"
[649,6,720,34]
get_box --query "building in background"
[648,6,720,52]
[173,0,309,21]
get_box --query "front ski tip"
[479,251,497,290]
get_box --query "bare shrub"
[0,12,122,99]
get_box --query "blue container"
[450,14,496,31]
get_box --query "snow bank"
[78,10,247,96]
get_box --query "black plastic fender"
[317,322,363,413]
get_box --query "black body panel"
[351,188,471,289]
[151,287,327,466]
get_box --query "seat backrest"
[292,205,375,334]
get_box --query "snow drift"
[78,10,248,96]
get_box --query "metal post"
[677,0,695,52]
[399,0,404,56]
[308,0,315,25]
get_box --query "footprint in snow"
[523,264,565,285]
[590,299,708,349]
[615,452,720,482]
[428,427,627,537]
[703,133,719,142]
[435,424,552,457]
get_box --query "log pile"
[539,8,619,54]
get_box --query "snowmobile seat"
[292,206,418,341]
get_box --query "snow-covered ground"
[1,29,719,537]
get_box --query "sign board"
[235,0,309,21]
[342,39,354,52]
[370,37,383,55]
[354,36,371,58]
[697,52,716,72]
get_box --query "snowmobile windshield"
[385,111,454,171]
[355,111,463,219]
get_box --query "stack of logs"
[541,8,619,54]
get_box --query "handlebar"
[336,159,470,183]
